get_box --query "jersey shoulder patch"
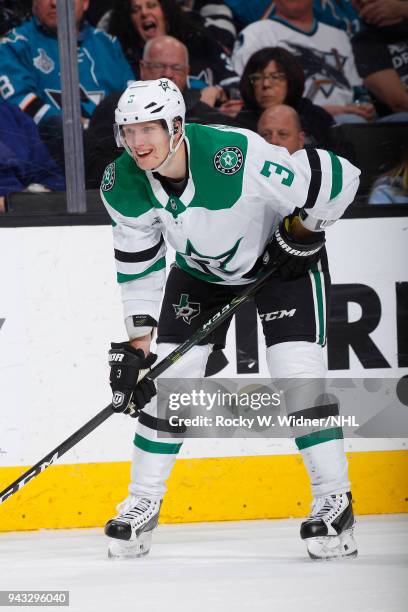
[185,123,248,210]
[100,152,154,219]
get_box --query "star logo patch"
[101,163,115,191]
[158,79,171,92]
[173,294,201,324]
[213,146,244,175]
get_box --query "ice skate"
[300,491,357,560]
[105,494,162,559]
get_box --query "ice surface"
[0,515,407,612]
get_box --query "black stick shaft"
[0,266,275,505]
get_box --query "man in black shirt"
[352,0,408,117]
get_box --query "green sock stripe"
[117,257,166,283]
[310,263,325,345]
[328,150,343,200]
[134,433,182,454]
[295,427,343,450]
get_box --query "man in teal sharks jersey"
[101,78,360,561]
[0,0,134,164]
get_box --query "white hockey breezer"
[105,494,162,559]
[300,492,358,560]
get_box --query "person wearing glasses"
[235,47,334,149]
[232,0,375,124]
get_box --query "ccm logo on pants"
[259,309,296,322]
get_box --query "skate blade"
[107,531,153,560]
[306,528,358,561]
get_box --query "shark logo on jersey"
[102,163,116,191]
[44,84,105,111]
[33,48,55,74]
[286,43,350,99]
[173,294,201,324]
[214,147,243,175]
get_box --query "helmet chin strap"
[150,130,185,174]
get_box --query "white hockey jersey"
[232,19,362,106]
[100,123,360,322]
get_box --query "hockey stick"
[0,265,276,505]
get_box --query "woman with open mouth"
[102,0,239,93]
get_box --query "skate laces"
[118,496,154,520]
[310,494,345,521]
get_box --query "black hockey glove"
[264,213,326,280]
[109,342,157,417]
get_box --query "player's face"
[258,110,304,154]
[251,61,288,110]
[130,0,167,42]
[121,120,170,169]
[33,0,89,30]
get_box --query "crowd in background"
[0,0,407,209]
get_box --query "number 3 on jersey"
[260,161,295,187]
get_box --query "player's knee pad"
[266,341,326,379]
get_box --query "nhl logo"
[112,391,125,409]
[213,146,243,175]
[102,162,116,192]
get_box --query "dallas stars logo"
[213,146,244,175]
[173,294,200,324]
[101,163,115,191]
[158,79,171,92]
[184,238,242,276]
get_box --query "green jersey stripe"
[117,257,166,283]
[309,262,325,345]
[134,433,182,454]
[295,426,344,450]
[328,151,343,200]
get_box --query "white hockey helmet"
[114,79,186,171]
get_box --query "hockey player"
[100,79,360,560]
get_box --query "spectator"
[235,47,334,148]
[352,0,408,119]
[98,0,237,50]
[0,102,65,213]
[140,35,243,116]
[257,104,305,153]
[232,0,375,123]
[0,0,134,167]
[369,145,408,204]
[224,0,360,33]
[84,35,240,187]
[103,0,238,91]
